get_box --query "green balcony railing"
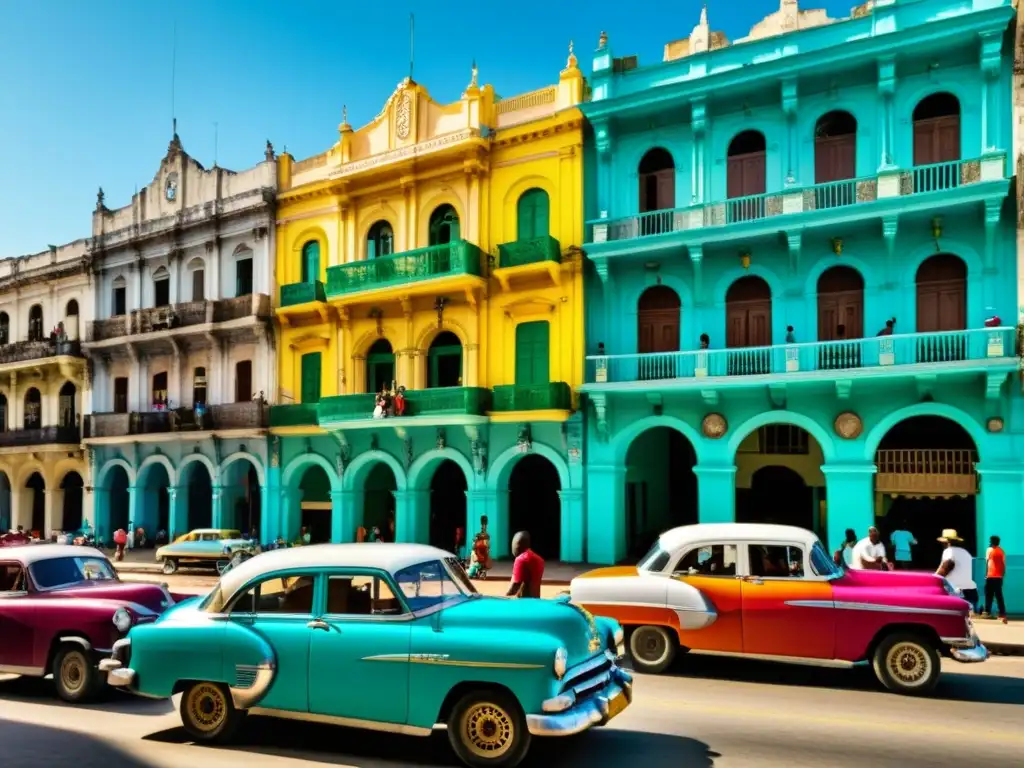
[318,386,492,422]
[491,382,572,411]
[496,235,562,269]
[325,241,483,296]
[280,281,325,307]
[269,403,320,427]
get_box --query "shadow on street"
[0,676,174,716]
[0,717,156,767]
[144,715,719,767]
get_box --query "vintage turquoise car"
[102,544,631,767]
[154,528,256,575]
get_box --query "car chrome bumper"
[100,659,137,687]
[526,665,633,736]
[945,633,989,663]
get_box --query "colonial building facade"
[580,0,1022,568]
[84,133,277,543]
[268,52,586,560]
[0,241,90,535]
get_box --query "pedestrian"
[126,519,135,550]
[983,535,1008,623]
[936,529,978,613]
[877,317,896,336]
[785,325,796,344]
[850,526,889,570]
[506,531,544,598]
[113,527,127,561]
[889,523,918,570]
[833,528,857,567]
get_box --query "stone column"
[210,485,224,529]
[330,490,356,543]
[586,465,626,565]
[280,488,302,542]
[44,488,61,536]
[464,344,479,387]
[557,488,585,563]
[821,463,876,553]
[393,490,430,544]
[877,57,896,170]
[694,465,737,524]
[165,486,183,540]
[91,488,108,541]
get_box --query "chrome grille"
[234,665,260,689]
[560,652,613,702]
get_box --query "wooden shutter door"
[936,117,961,162]
[817,297,839,340]
[726,308,748,348]
[514,322,550,385]
[913,123,936,166]
[655,170,675,211]
[517,195,535,241]
[744,155,766,196]
[192,270,205,301]
[747,304,772,347]
[727,158,744,199]
[300,353,322,404]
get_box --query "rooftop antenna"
[409,12,414,81]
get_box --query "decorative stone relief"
[471,439,488,474]
[701,413,727,439]
[856,179,877,202]
[516,424,532,453]
[765,195,784,217]
[987,417,1004,433]
[395,93,412,140]
[833,412,863,440]
[898,171,913,196]
[961,160,981,185]
[404,436,413,469]
[436,429,447,450]
[270,436,280,467]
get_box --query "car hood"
[439,596,605,663]
[837,568,947,591]
[44,581,174,614]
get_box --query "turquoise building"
[578,0,1023,597]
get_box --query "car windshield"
[638,540,671,573]
[810,541,843,578]
[30,556,118,590]
[394,558,477,613]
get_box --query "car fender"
[220,618,277,708]
[571,572,717,638]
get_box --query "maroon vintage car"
[0,544,178,702]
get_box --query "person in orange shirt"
[984,535,1008,623]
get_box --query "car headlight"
[553,647,568,680]
[613,626,624,647]
[112,608,133,633]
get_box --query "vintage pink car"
[571,524,986,695]
[0,544,179,702]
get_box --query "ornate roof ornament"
[566,40,578,69]
[598,30,608,49]
[264,140,275,161]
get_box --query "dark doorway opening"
[299,465,332,544]
[508,454,561,561]
[737,466,814,531]
[625,427,697,560]
[363,464,396,541]
[26,472,45,536]
[61,472,84,532]
[184,465,213,531]
[429,460,468,553]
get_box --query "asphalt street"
[2,654,1022,767]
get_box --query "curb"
[985,642,1024,657]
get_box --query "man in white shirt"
[850,527,888,570]
[936,529,978,612]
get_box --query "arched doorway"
[429,460,467,551]
[726,130,766,222]
[60,471,84,532]
[817,266,864,369]
[916,253,966,362]
[624,427,697,559]
[913,93,961,168]
[516,188,550,242]
[637,286,681,379]
[297,465,332,543]
[363,464,396,541]
[725,276,772,374]
[814,110,857,207]
[0,472,10,533]
[103,465,132,543]
[367,220,395,259]
[26,472,45,536]
[180,463,213,531]
[875,416,978,566]
[508,454,561,561]
[735,425,824,535]
[367,339,396,393]
[427,332,462,388]
[223,460,261,536]
[137,463,170,539]
[638,148,675,235]
[300,240,320,284]
[59,382,77,428]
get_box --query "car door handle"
[743,577,764,585]
[307,619,333,632]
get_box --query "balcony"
[587,155,1008,257]
[318,387,492,428]
[583,327,1017,393]
[90,316,128,342]
[280,281,325,308]
[88,297,270,344]
[875,449,978,496]
[0,340,82,366]
[325,241,484,298]
[269,403,320,428]
[208,401,270,430]
[491,382,572,412]
[213,294,272,323]
[86,413,130,438]
[0,426,81,448]
[493,236,563,290]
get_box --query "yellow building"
[268,47,586,561]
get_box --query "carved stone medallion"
[395,93,412,140]
[987,417,1004,433]
[701,413,727,439]
[833,412,863,440]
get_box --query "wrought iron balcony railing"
[496,236,561,269]
[491,382,572,411]
[325,241,483,296]
[0,426,81,447]
[317,387,492,423]
[280,281,326,307]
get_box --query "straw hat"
[937,529,963,543]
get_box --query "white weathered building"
[84,132,277,542]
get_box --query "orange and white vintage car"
[570,523,986,695]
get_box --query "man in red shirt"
[984,535,1008,623]
[507,531,544,598]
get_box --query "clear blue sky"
[0,0,854,258]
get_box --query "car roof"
[216,543,453,598]
[0,543,107,565]
[659,523,821,551]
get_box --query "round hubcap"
[886,642,931,688]
[463,702,514,759]
[60,653,86,693]
[187,683,227,732]
[632,627,669,665]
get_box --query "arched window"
[427,331,462,388]
[367,339,396,393]
[187,257,205,302]
[367,221,395,259]
[59,382,77,427]
[234,246,254,297]
[0,312,9,345]
[638,148,675,214]
[727,131,767,222]
[637,286,681,355]
[913,93,961,167]
[112,275,127,316]
[301,241,320,283]
[193,366,208,405]
[428,205,460,246]
[516,189,550,241]
[65,300,79,317]
[725,276,772,367]
[24,387,41,430]
[153,266,171,307]
[27,305,43,342]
